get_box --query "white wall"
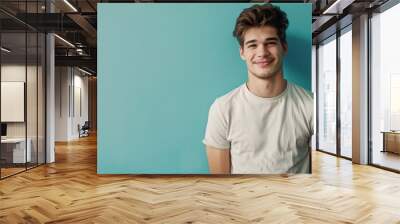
[55,67,89,141]
[72,73,89,138]
[55,66,70,141]
[1,64,26,81]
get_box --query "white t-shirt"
[203,82,313,174]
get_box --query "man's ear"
[239,46,245,60]
[282,42,288,55]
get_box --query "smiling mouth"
[254,59,274,67]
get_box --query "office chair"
[79,121,90,138]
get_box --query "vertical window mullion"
[36,0,39,167]
[336,28,341,157]
[25,0,28,171]
[0,23,2,179]
[316,44,320,151]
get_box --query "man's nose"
[256,44,270,57]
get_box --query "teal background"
[98,3,311,174]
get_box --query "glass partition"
[317,35,337,155]
[1,31,28,178]
[0,1,46,179]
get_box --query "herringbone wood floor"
[1,134,400,224]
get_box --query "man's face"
[240,26,287,80]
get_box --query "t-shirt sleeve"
[303,89,314,138]
[311,111,314,136]
[202,99,230,149]
[310,92,315,136]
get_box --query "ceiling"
[0,0,392,75]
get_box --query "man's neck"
[246,73,287,98]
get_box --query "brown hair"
[233,4,289,47]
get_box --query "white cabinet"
[1,138,32,163]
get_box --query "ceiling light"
[63,0,78,12]
[78,67,93,76]
[54,34,75,48]
[323,0,341,14]
[1,47,11,53]
[322,0,352,15]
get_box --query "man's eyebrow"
[244,37,280,46]
[244,39,257,45]
[265,37,279,42]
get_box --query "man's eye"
[248,44,256,48]
[267,42,277,45]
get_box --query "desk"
[1,138,31,163]
[381,131,400,154]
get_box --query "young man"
[203,4,313,174]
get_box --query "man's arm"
[206,145,231,174]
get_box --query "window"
[339,26,352,158]
[317,35,337,154]
[371,2,400,171]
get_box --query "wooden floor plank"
[1,134,400,223]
